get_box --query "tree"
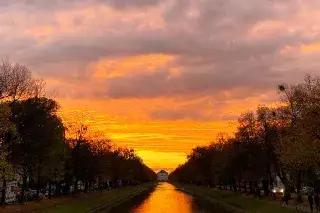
[0,152,14,205]
[0,60,157,202]
[0,103,16,205]
[0,61,41,102]
[170,74,320,201]
[11,97,65,202]
[256,106,285,195]
[0,61,43,204]
[276,76,320,200]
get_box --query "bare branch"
[0,60,44,102]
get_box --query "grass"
[0,182,156,213]
[176,184,304,213]
[46,183,155,213]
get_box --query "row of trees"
[170,75,320,200]
[0,61,156,204]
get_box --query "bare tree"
[32,78,46,98]
[0,60,43,102]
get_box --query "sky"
[1,0,320,172]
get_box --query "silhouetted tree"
[10,97,65,202]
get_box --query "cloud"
[5,0,313,63]
[148,94,274,122]
[149,108,236,122]
[7,0,316,81]
[2,0,320,119]
[105,64,282,99]
[0,0,161,10]
[103,0,161,9]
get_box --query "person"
[308,192,314,213]
[314,192,319,212]
[99,184,103,194]
[281,190,290,206]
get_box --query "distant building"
[157,170,168,182]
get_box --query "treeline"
[170,75,320,200]
[0,61,156,204]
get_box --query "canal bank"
[175,184,304,213]
[2,183,156,213]
[89,186,155,213]
[49,183,156,213]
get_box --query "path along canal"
[107,182,228,213]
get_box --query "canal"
[108,182,228,213]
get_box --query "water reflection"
[132,183,193,213]
[108,183,224,213]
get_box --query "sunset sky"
[1,0,320,172]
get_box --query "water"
[108,183,227,213]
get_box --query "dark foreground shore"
[0,183,156,213]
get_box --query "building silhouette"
[157,170,168,182]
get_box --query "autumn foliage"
[170,75,320,199]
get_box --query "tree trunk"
[20,174,27,204]
[84,181,88,193]
[238,179,241,192]
[296,171,302,202]
[73,179,78,194]
[276,165,289,190]
[244,180,247,193]
[36,164,41,201]
[1,168,7,205]
[90,181,93,191]
[99,178,103,193]
[249,181,254,194]
[66,182,70,196]
[56,181,61,196]
[262,178,270,196]
[232,178,237,191]
[48,181,52,199]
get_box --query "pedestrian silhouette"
[281,190,290,205]
[308,192,314,212]
[314,192,319,212]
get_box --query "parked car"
[0,181,18,204]
[41,185,56,197]
[272,186,284,195]
[24,190,45,201]
[301,186,314,195]
[25,190,37,201]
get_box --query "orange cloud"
[301,43,320,53]
[249,20,286,38]
[23,3,165,41]
[93,54,175,78]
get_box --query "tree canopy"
[0,61,156,204]
[170,75,320,199]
